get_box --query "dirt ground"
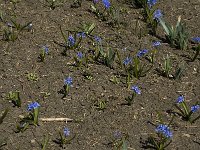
[0,0,200,149]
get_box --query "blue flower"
[153,9,163,21]
[155,124,173,138]
[131,85,141,94]
[94,36,101,43]
[77,32,86,38]
[147,0,157,8]
[137,49,148,57]
[64,76,73,86]
[68,35,75,47]
[123,57,132,65]
[42,45,49,54]
[93,0,99,3]
[114,131,122,139]
[191,105,200,113]
[27,102,40,111]
[102,0,111,9]
[77,51,83,59]
[191,37,200,43]
[152,41,161,47]
[64,127,70,137]
[176,95,184,104]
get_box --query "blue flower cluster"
[191,37,200,43]
[77,52,83,59]
[137,49,148,57]
[153,9,162,20]
[191,105,200,113]
[123,57,132,65]
[64,76,73,86]
[147,0,157,8]
[131,85,141,95]
[27,102,40,111]
[176,95,184,103]
[68,35,75,47]
[155,124,173,138]
[102,0,111,9]
[64,127,70,137]
[152,41,161,47]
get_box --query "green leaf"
[0,109,9,124]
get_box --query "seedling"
[163,54,172,78]
[39,45,49,62]
[159,16,188,50]
[41,134,49,150]
[26,72,38,81]
[94,99,107,111]
[7,91,21,107]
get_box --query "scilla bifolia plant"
[123,49,152,87]
[159,16,188,50]
[16,102,40,132]
[3,20,32,42]
[147,124,173,150]
[7,91,21,107]
[146,41,161,63]
[143,115,174,150]
[108,131,128,150]
[91,0,111,21]
[191,37,200,62]
[55,127,75,148]
[174,95,200,123]
[143,1,162,34]
[59,26,83,55]
[39,45,49,62]
[62,76,73,98]
[125,85,141,105]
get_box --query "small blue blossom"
[137,49,148,57]
[42,45,49,54]
[191,37,200,43]
[64,76,73,86]
[68,35,75,47]
[102,0,111,9]
[114,131,122,139]
[147,0,157,8]
[64,127,70,137]
[94,36,101,43]
[176,95,184,104]
[152,41,161,47]
[153,9,163,21]
[77,32,86,38]
[155,124,173,138]
[131,85,141,94]
[77,51,83,59]
[93,0,99,3]
[191,105,200,113]
[27,102,40,111]
[123,57,132,65]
